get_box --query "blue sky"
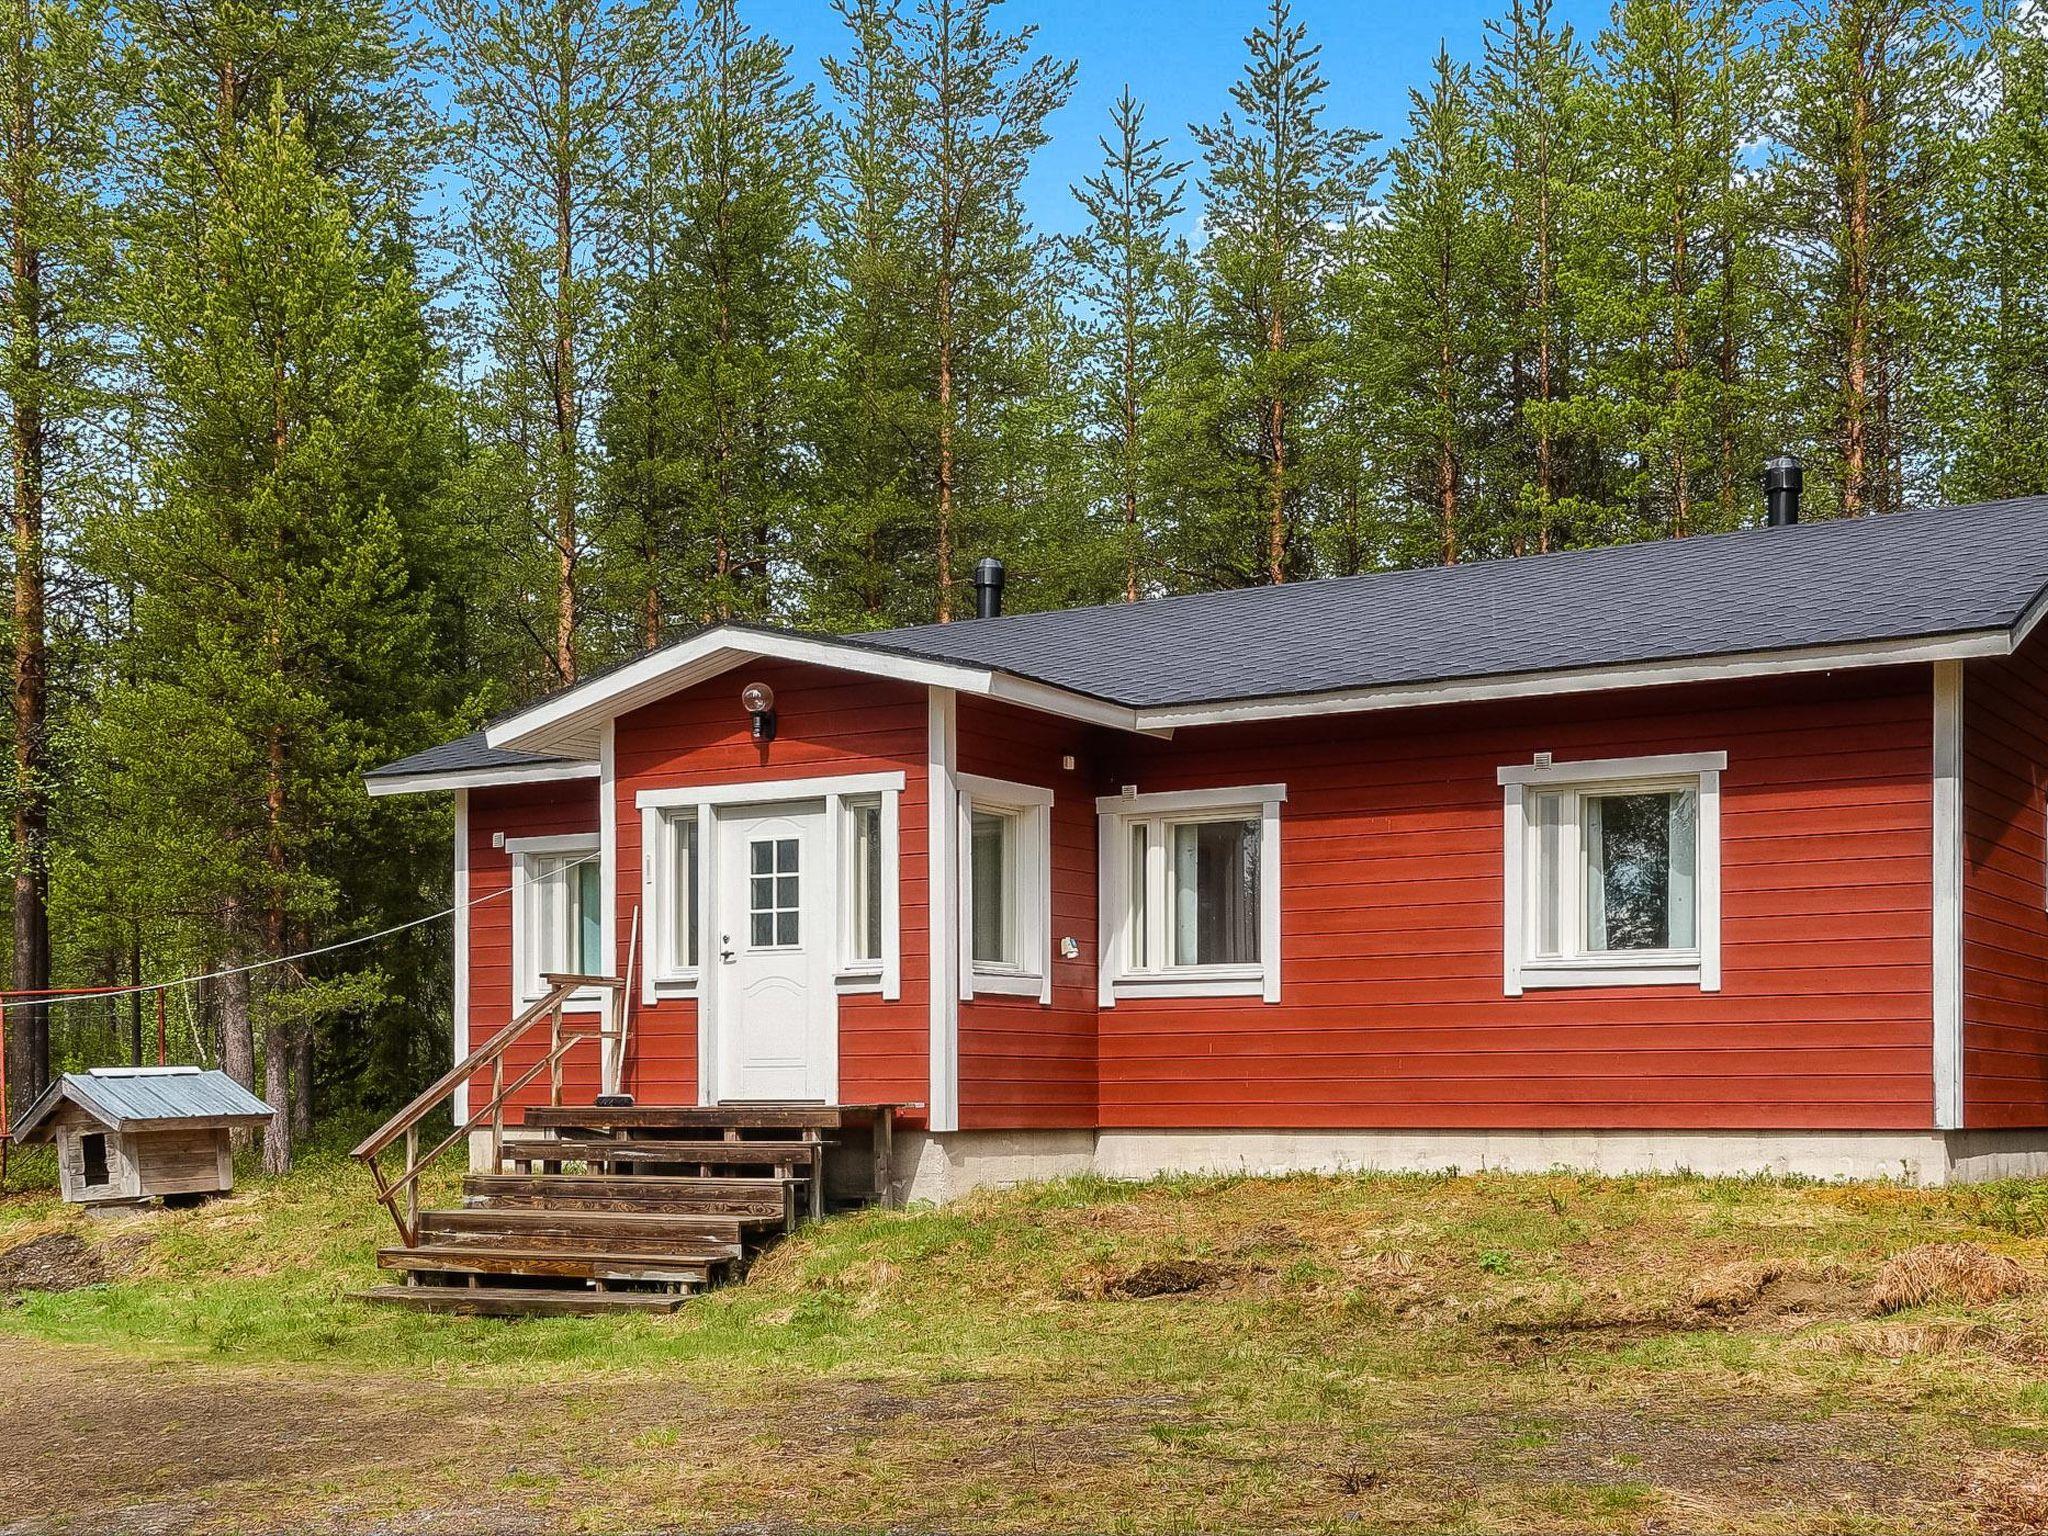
[746,0,1613,235]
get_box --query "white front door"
[712,802,835,1101]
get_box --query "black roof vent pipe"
[973,557,1005,619]
[1764,455,1803,526]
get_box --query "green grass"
[8,1154,2048,1532]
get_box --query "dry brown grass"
[1869,1241,2037,1315]
[1688,1259,1786,1314]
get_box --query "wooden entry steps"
[366,1102,901,1317]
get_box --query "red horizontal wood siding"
[954,696,1099,1130]
[1963,634,2048,1127]
[612,660,930,1119]
[465,780,604,1114]
[1094,667,1938,1131]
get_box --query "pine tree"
[897,0,1072,621]
[1186,0,1374,585]
[1361,47,1511,565]
[102,0,451,1165]
[1571,0,1769,539]
[1939,2,2048,501]
[1773,0,1972,515]
[598,0,821,640]
[1481,0,1596,550]
[1068,89,1189,602]
[436,0,680,683]
[0,0,120,1118]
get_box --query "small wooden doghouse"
[14,1067,274,1206]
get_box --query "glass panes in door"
[748,836,800,948]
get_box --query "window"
[1097,784,1286,1004]
[1499,752,1724,994]
[845,798,884,966]
[957,774,1053,1001]
[508,834,603,1005]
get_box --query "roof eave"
[363,759,602,798]
[1131,628,2015,731]
[483,625,1160,752]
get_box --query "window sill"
[648,973,701,998]
[1515,959,1705,991]
[836,967,884,995]
[967,969,1047,999]
[519,990,608,1013]
[1109,970,1269,1001]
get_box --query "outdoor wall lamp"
[741,681,777,742]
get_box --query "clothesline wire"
[0,852,600,1013]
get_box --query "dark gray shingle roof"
[365,730,593,781]
[855,497,2048,709]
[374,497,2048,780]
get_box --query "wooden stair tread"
[530,1139,821,1164]
[379,1244,728,1280]
[355,1285,687,1318]
[425,1208,757,1246]
[523,1103,858,1131]
[467,1172,801,1196]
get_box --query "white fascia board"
[362,760,600,797]
[635,770,906,811]
[485,629,1003,756]
[1132,631,2012,732]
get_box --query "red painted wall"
[1963,634,2048,1127]
[954,696,1099,1129]
[465,779,603,1112]
[611,660,931,1119]
[1093,667,1938,1131]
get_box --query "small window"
[846,798,884,965]
[510,835,603,1003]
[1098,785,1285,1004]
[1500,753,1724,994]
[958,774,1053,1000]
[971,809,1018,965]
[80,1131,110,1188]
[669,814,700,969]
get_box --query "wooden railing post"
[491,1054,505,1172]
[549,998,564,1107]
[403,1126,419,1241]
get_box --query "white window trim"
[957,772,1054,1005]
[506,832,604,1013]
[1095,783,1286,1006]
[636,771,905,1002]
[1497,751,1725,996]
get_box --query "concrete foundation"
[889,1126,2048,1203]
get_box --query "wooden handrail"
[353,973,624,1245]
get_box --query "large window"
[1498,752,1724,994]
[508,834,603,1004]
[957,774,1053,1001]
[1097,784,1285,1004]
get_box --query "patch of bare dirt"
[0,1233,121,1294]
[1871,1242,2036,1315]
[1060,1257,1246,1299]
[1493,1263,1863,1359]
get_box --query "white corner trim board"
[927,688,960,1133]
[452,789,470,1124]
[1933,660,1965,1131]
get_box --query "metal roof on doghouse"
[13,1067,274,1141]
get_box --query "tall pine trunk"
[5,0,50,1122]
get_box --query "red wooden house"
[368,492,2048,1196]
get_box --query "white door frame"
[635,771,906,1107]
[707,800,836,1103]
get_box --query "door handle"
[720,932,735,963]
